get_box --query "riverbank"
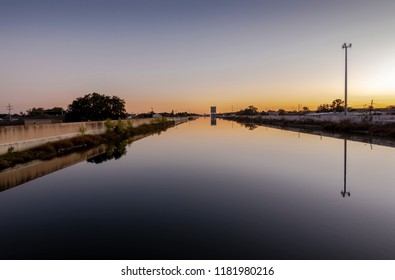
[0,118,176,171]
[0,118,189,154]
[222,115,395,147]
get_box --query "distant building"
[210,106,216,115]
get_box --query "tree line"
[229,99,348,116]
[19,92,198,122]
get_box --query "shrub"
[104,119,114,132]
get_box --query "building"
[210,106,216,115]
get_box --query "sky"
[1,0,395,114]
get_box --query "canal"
[1,117,395,259]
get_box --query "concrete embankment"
[0,118,188,155]
[222,114,395,147]
[222,114,395,130]
[234,114,395,125]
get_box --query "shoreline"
[0,118,177,171]
[221,115,395,149]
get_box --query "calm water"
[1,117,395,259]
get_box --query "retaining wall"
[0,118,189,155]
[0,119,152,154]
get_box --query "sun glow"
[363,60,395,94]
[372,72,395,93]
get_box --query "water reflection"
[342,139,350,197]
[0,145,107,192]
[0,134,149,192]
[2,118,395,259]
[242,122,258,130]
[210,117,217,126]
[87,141,127,164]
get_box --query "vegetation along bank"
[223,115,395,139]
[0,118,175,171]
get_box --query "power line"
[6,103,13,121]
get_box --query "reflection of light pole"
[342,43,352,116]
[341,139,350,197]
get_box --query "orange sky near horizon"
[1,1,394,115]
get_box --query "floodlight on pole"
[342,43,352,116]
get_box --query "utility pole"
[7,103,13,121]
[342,43,352,116]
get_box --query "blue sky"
[1,0,395,113]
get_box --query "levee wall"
[0,119,152,154]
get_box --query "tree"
[45,107,65,116]
[246,105,258,115]
[278,108,286,115]
[26,107,65,117]
[236,105,259,116]
[26,107,45,117]
[331,99,344,112]
[316,103,331,113]
[65,93,126,122]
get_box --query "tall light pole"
[342,43,352,116]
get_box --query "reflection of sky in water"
[1,118,395,259]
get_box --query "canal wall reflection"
[0,145,107,192]
[0,133,151,192]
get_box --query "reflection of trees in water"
[242,123,258,130]
[87,141,127,164]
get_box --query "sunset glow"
[1,0,395,114]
